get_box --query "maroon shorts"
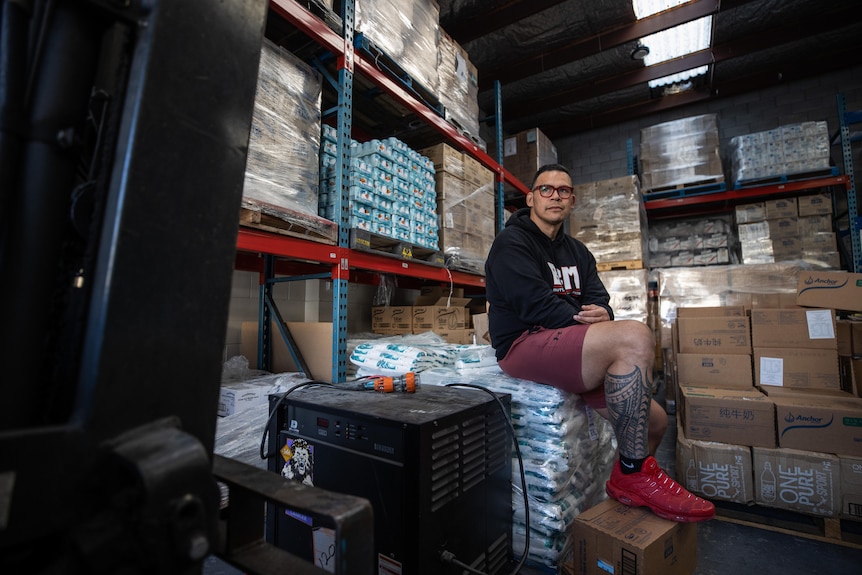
[498,325,607,409]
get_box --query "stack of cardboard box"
[371,286,475,344]
[735,191,839,268]
[669,278,862,521]
[419,143,496,273]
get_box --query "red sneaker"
[606,456,715,523]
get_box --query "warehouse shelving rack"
[835,92,862,273]
[238,0,528,382]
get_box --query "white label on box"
[504,137,517,157]
[806,309,835,339]
[760,357,784,386]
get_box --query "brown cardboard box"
[765,197,798,219]
[497,127,557,189]
[839,455,862,521]
[676,420,754,504]
[435,329,475,344]
[753,347,840,390]
[837,319,862,357]
[569,498,697,575]
[797,192,833,216]
[419,143,464,179]
[676,306,747,318]
[241,321,334,382]
[750,308,837,349]
[769,390,862,456]
[679,385,775,447]
[676,316,751,355]
[676,353,753,388]
[471,312,491,345]
[766,217,799,239]
[372,305,413,334]
[797,271,862,312]
[412,296,470,333]
[735,201,766,224]
[752,447,840,517]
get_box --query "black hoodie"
[484,207,613,360]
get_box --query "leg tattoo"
[605,367,650,460]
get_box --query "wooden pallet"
[733,166,839,189]
[596,259,645,272]
[349,228,444,266]
[713,500,862,550]
[643,178,727,200]
[239,202,337,245]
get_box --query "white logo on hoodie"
[548,262,581,295]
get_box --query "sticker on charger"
[281,438,314,486]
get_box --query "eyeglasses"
[532,184,574,199]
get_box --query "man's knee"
[613,320,654,360]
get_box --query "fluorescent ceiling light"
[632,0,712,88]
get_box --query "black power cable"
[443,383,530,575]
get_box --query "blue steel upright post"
[495,80,505,233]
[837,93,861,273]
[331,0,355,382]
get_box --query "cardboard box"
[797,192,833,216]
[676,420,754,504]
[435,329,475,344]
[241,321,335,382]
[765,197,798,219]
[797,271,862,312]
[754,347,840,390]
[411,297,471,332]
[837,319,862,357]
[839,455,862,521]
[676,316,751,355]
[676,353,753,388]
[750,308,837,349]
[752,447,840,517]
[770,391,862,456]
[679,385,775,447]
[372,305,413,334]
[735,202,766,224]
[569,498,697,575]
[419,143,464,179]
[472,312,490,345]
[218,376,288,417]
[676,306,746,318]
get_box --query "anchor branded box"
[796,271,862,312]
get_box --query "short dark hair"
[530,163,572,189]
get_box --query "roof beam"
[537,45,862,139]
[476,0,769,91]
[501,4,862,123]
[441,0,568,44]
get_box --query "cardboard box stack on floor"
[371,286,475,344]
[665,269,862,521]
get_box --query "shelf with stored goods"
[643,174,850,219]
[239,0,516,382]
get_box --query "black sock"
[619,454,645,474]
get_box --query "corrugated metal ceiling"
[436,0,862,140]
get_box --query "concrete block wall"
[555,65,862,186]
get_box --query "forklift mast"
[0,1,371,573]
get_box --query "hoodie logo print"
[548,263,581,296]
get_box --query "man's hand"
[574,304,610,324]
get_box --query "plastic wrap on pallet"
[639,114,723,191]
[569,175,648,265]
[356,0,440,95]
[420,366,616,570]
[649,215,736,268]
[319,128,441,250]
[728,121,831,184]
[244,40,322,219]
[598,269,649,323]
[438,181,496,273]
[656,262,807,348]
[438,31,481,140]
